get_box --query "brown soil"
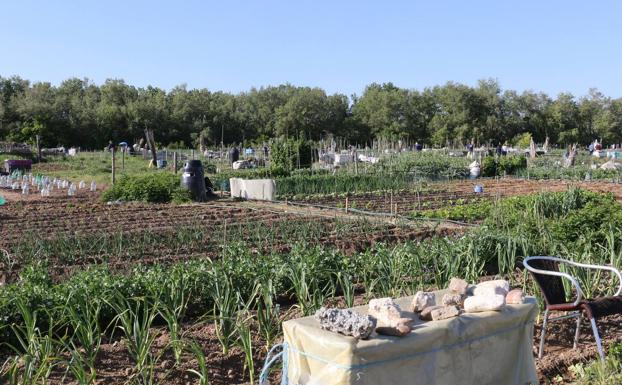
[4,178,622,383]
[0,194,463,283]
[535,313,622,384]
[294,178,622,214]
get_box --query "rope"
[259,343,288,385]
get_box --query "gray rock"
[441,293,464,307]
[315,307,376,339]
[413,291,435,312]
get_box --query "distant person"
[229,146,239,165]
[588,142,594,154]
[415,142,423,151]
[106,141,115,152]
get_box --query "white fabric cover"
[229,178,275,201]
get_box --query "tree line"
[1,76,621,149]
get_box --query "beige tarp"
[283,290,538,385]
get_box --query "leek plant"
[210,274,239,354]
[185,341,210,385]
[60,295,103,384]
[254,279,281,350]
[235,312,256,385]
[108,295,161,385]
[4,298,63,385]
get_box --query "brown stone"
[448,277,469,295]
[506,289,525,305]
[376,318,414,337]
[431,305,460,321]
[419,305,444,321]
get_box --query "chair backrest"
[526,258,567,305]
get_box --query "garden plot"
[288,178,622,216]
[3,187,622,384]
[0,198,462,283]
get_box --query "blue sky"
[1,0,621,97]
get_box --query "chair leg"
[539,309,549,359]
[589,318,605,361]
[573,313,581,349]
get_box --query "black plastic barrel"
[181,160,207,201]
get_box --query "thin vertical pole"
[111,148,116,184]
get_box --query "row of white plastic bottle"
[0,174,97,196]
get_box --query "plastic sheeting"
[283,291,538,385]
[229,178,276,201]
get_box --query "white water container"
[90,181,97,192]
[469,161,481,178]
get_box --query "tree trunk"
[144,128,158,166]
[564,144,577,168]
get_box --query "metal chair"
[523,256,622,361]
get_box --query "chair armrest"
[560,260,622,297]
[523,256,585,306]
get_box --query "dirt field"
[294,178,622,214]
[2,178,622,383]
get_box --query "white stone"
[369,298,413,336]
[368,297,403,326]
[464,294,506,313]
[412,291,435,312]
[473,280,510,297]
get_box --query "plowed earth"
[2,178,621,384]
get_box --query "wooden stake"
[111,147,116,184]
[345,197,349,213]
[173,152,178,174]
[36,134,41,162]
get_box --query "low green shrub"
[270,138,312,171]
[481,155,527,177]
[101,173,186,203]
